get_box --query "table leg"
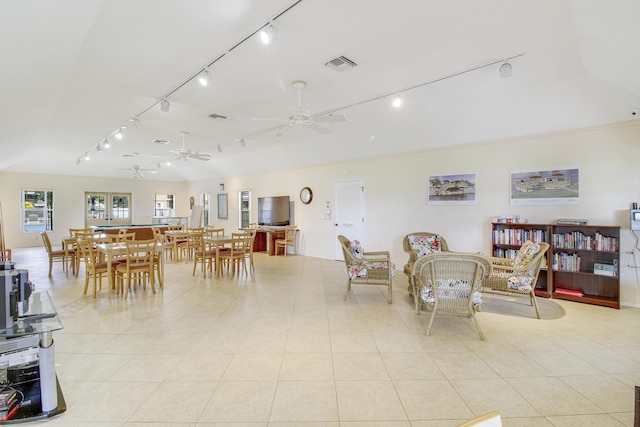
[107,255,113,296]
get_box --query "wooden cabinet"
[550,225,620,309]
[491,223,551,297]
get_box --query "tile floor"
[7,246,640,426]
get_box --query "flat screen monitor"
[258,196,290,226]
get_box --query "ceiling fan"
[254,80,346,136]
[117,164,158,179]
[168,131,211,161]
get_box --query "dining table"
[163,229,189,262]
[94,241,165,296]
[62,233,112,275]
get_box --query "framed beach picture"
[428,173,476,205]
[510,167,579,205]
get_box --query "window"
[154,194,174,218]
[199,192,210,226]
[21,190,53,233]
[239,190,251,229]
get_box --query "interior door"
[85,192,132,227]
[333,179,365,260]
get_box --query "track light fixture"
[160,98,170,112]
[128,117,141,128]
[103,138,110,148]
[499,61,512,78]
[96,142,102,153]
[392,94,402,108]
[259,22,278,45]
[114,127,124,140]
[166,159,171,166]
[217,144,223,153]
[75,157,81,165]
[198,68,212,86]
[84,152,90,161]
[237,137,246,147]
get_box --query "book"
[594,262,616,276]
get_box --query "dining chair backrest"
[124,239,156,266]
[76,238,98,266]
[70,228,92,238]
[116,232,136,242]
[206,227,224,237]
[40,231,54,254]
[168,225,184,232]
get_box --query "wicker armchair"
[403,232,450,297]
[338,235,393,303]
[483,241,549,319]
[412,252,492,340]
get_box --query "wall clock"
[300,187,313,204]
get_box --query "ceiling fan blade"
[306,123,331,134]
[275,124,293,137]
[314,114,346,123]
[189,154,210,161]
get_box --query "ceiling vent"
[204,113,227,120]
[325,56,358,72]
[152,139,170,145]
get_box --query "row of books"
[555,287,584,297]
[552,252,581,272]
[492,229,547,246]
[551,232,618,252]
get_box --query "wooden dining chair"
[77,238,111,298]
[192,232,216,278]
[41,231,74,277]
[243,228,257,273]
[180,227,204,262]
[275,225,297,256]
[115,239,156,298]
[217,233,249,277]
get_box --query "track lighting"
[499,61,512,78]
[166,160,171,166]
[160,98,170,112]
[198,68,211,86]
[392,94,402,108]
[75,157,81,165]
[84,152,90,161]
[103,138,110,148]
[114,127,124,140]
[217,144,223,153]
[259,23,278,45]
[128,117,141,128]
[237,137,246,147]
[96,143,102,153]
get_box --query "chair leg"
[426,307,437,336]
[343,278,352,300]
[471,312,485,341]
[530,291,541,319]
[48,258,53,277]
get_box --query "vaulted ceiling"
[1,0,639,181]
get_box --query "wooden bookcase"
[550,224,620,309]
[491,222,551,297]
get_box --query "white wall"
[2,122,639,305]
[188,122,640,306]
[0,174,189,248]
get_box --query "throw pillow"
[513,240,540,268]
[408,234,442,258]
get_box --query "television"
[258,196,290,226]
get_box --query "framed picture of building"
[510,167,579,205]
[428,173,476,205]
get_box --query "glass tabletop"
[0,291,63,338]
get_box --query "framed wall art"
[428,173,476,205]
[510,166,579,205]
[217,193,228,219]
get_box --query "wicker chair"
[402,232,450,297]
[412,252,492,340]
[338,235,393,303]
[483,241,549,319]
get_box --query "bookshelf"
[551,224,620,309]
[491,222,551,297]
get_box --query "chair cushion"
[346,239,396,279]
[408,234,443,258]
[488,272,535,291]
[420,279,483,306]
[513,240,540,268]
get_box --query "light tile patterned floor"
[9,246,640,426]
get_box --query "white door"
[333,179,365,260]
[85,192,132,227]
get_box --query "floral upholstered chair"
[402,232,450,298]
[412,252,492,340]
[483,240,550,319]
[338,235,395,303]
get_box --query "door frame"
[333,179,365,260]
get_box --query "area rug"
[479,293,566,320]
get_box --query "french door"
[85,192,132,227]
